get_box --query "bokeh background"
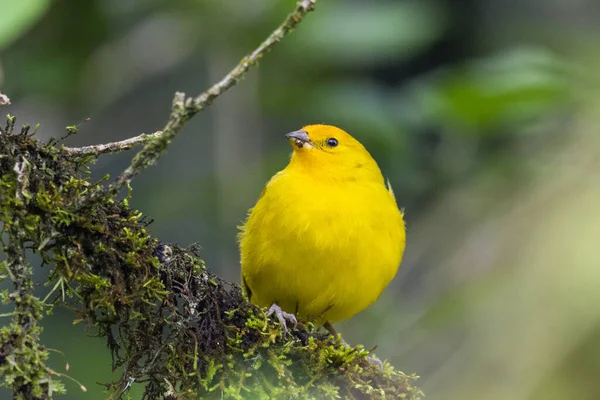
[1,0,598,399]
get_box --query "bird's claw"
[267,303,298,334]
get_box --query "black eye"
[326,138,338,147]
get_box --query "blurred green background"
[1,0,598,398]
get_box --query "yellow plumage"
[239,125,405,324]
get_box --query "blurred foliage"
[0,0,595,399]
[0,0,49,51]
[284,0,447,65]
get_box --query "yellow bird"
[239,125,405,333]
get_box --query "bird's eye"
[326,138,338,147]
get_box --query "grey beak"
[285,130,310,146]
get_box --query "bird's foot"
[267,303,298,334]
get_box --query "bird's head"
[285,124,383,182]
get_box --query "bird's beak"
[285,130,312,149]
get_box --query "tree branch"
[67,0,316,204]
[62,131,162,156]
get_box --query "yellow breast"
[239,168,405,323]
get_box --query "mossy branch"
[0,1,423,398]
[0,123,422,399]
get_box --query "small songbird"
[239,125,405,334]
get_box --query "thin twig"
[62,131,162,156]
[77,0,316,205]
[191,0,317,111]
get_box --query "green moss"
[0,116,422,399]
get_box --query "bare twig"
[75,0,316,205]
[62,131,162,156]
[191,0,317,112]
